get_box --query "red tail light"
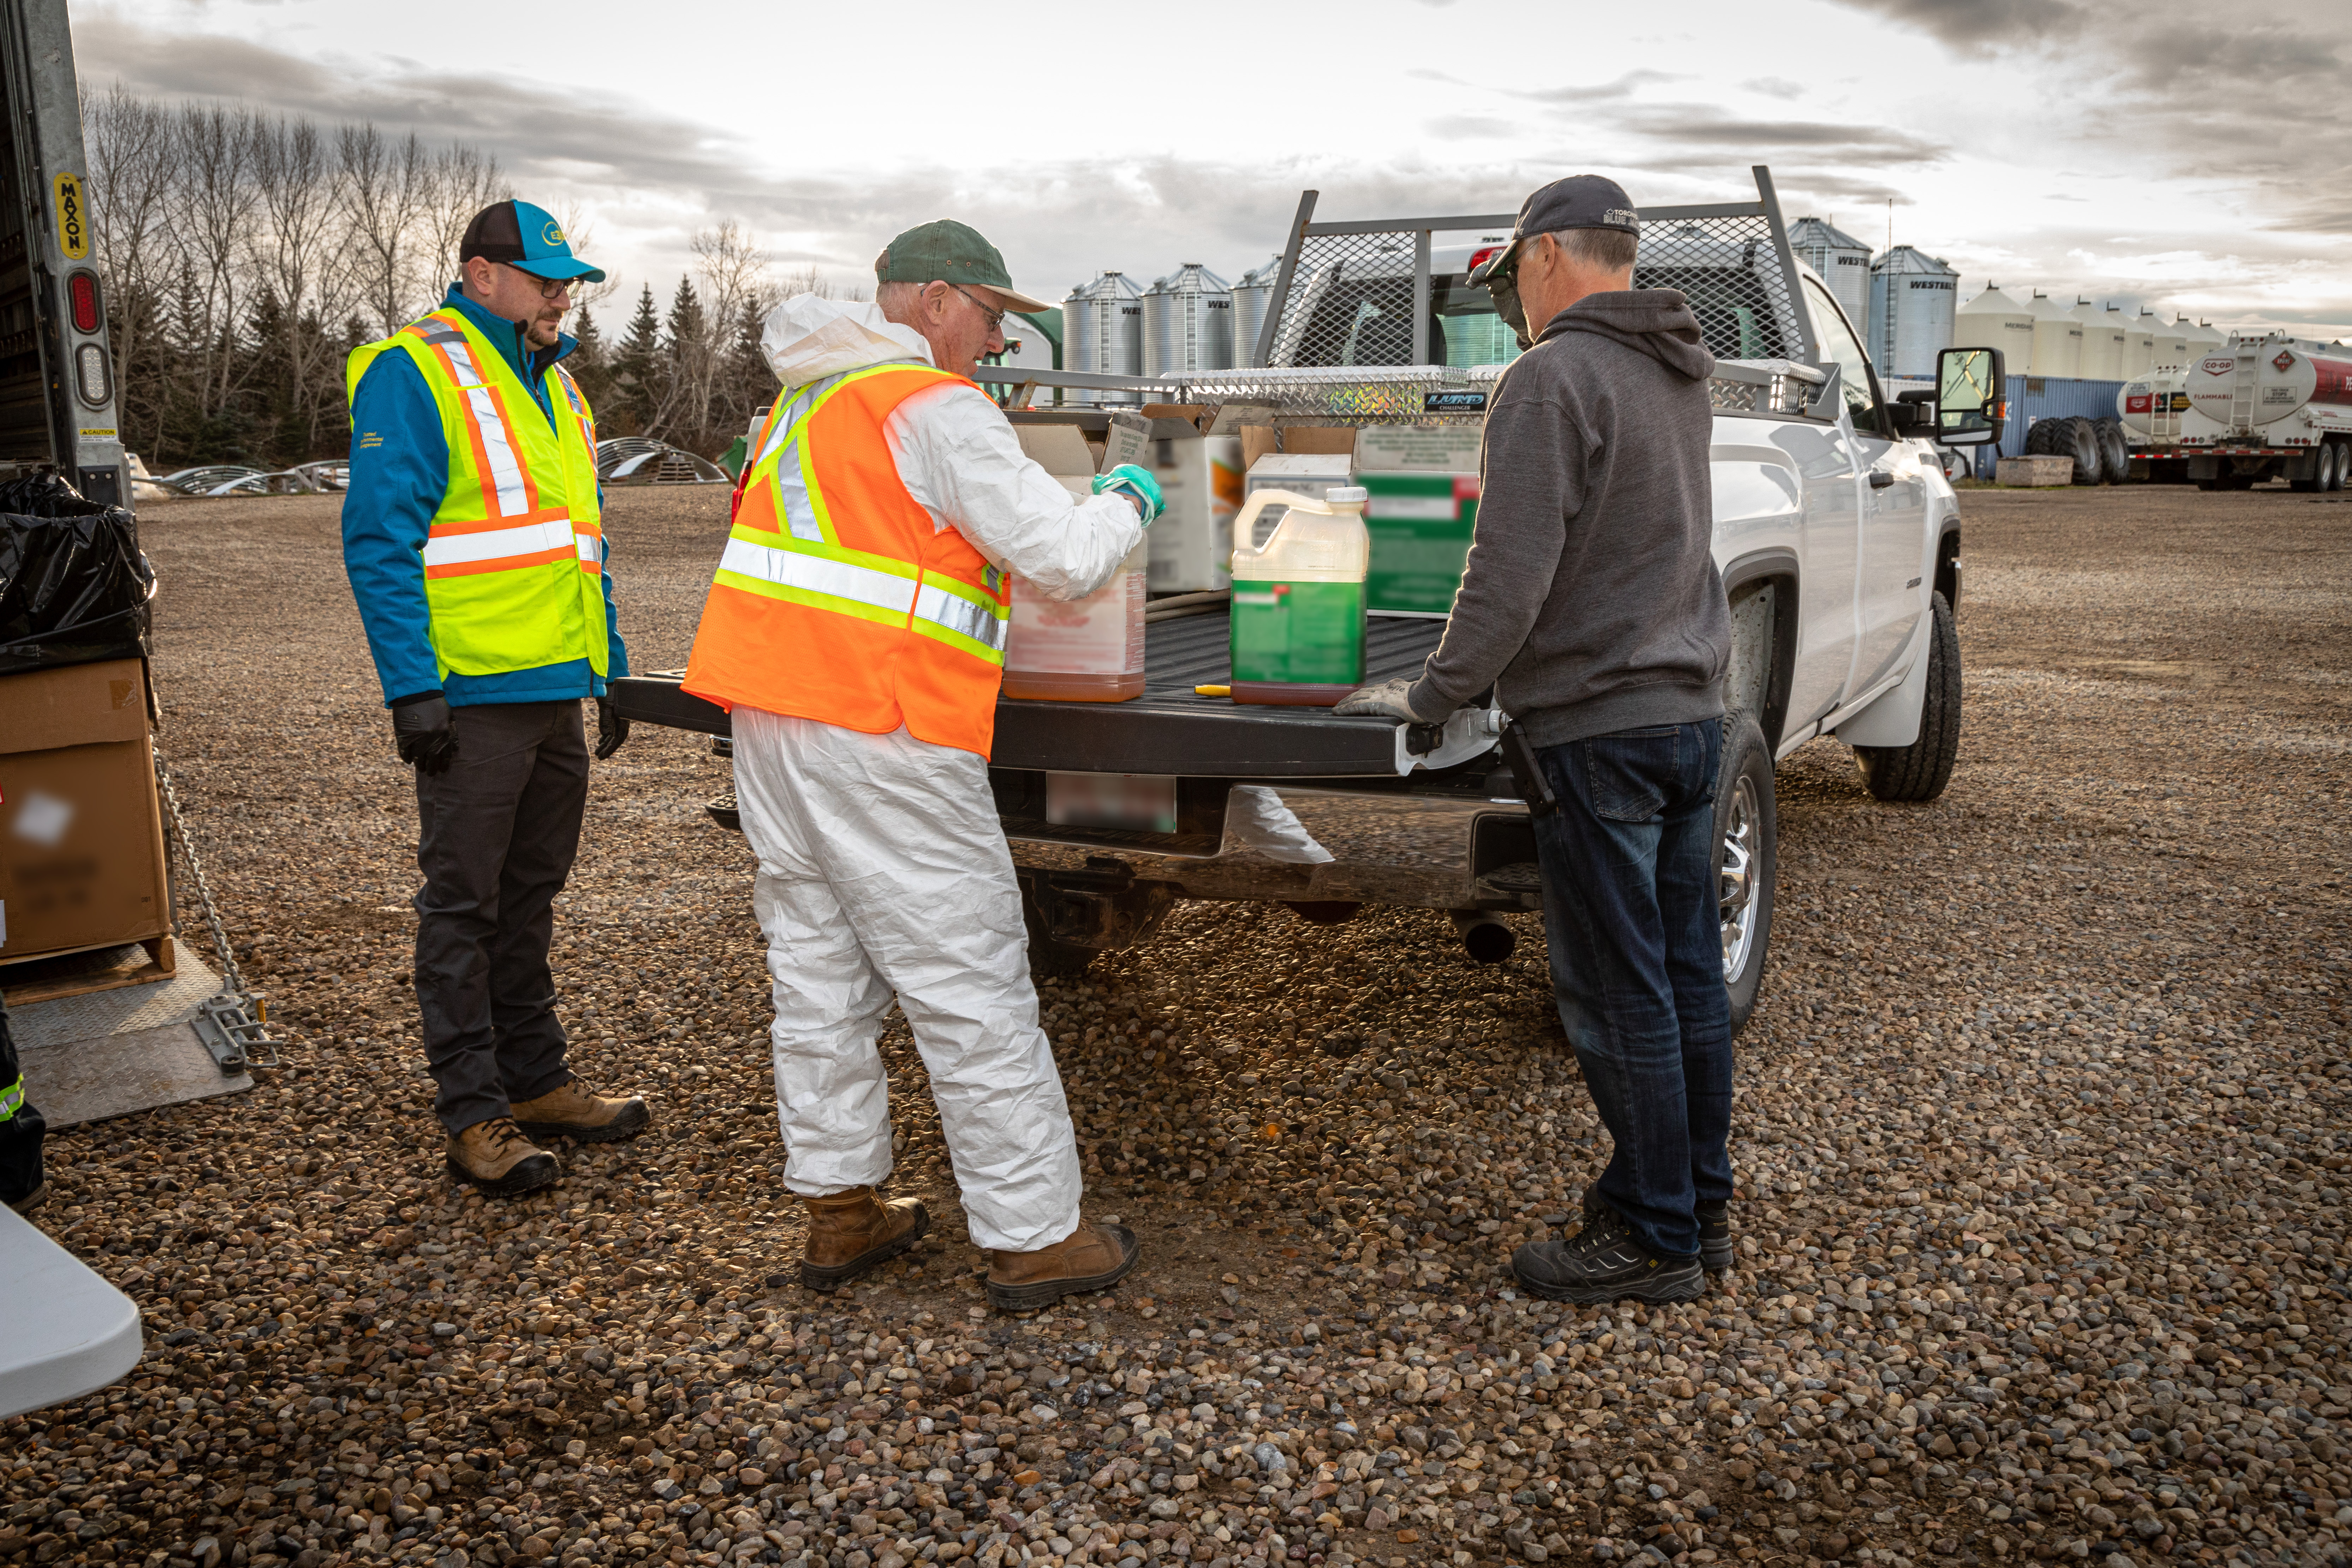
[67,270,100,332]
[1466,246,1501,275]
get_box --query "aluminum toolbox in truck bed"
[611,607,1452,778]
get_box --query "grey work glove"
[391,693,459,776]
[594,695,629,761]
[1334,678,1441,722]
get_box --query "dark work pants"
[1532,718,1733,1259]
[0,993,45,1208]
[413,700,589,1135]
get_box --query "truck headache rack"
[1253,164,1817,374]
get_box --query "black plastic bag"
[0,471,154,676]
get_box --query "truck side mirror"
[1935,347,2006,446]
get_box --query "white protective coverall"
[734,295,1141,1253]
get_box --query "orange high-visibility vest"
[682,363,1011,756]
[344,309,607,681]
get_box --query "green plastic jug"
[1227,485,1370,706]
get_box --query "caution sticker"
[52,172,88,260]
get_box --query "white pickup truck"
[615,167,2005,1033]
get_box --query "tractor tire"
[2066,417,2104,484]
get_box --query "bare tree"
[338,124,434,336]
[419,144,510,299]
[82,86,179,395]
[776,262,868,302]
[251,114,357,451]
[170,105,263,414]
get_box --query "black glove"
[391,693,459,776]
[595,695,629,761]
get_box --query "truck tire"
[1854,590,1961,803]
[2329,442,2348,492]
[1715,711,1777,1037]
[2066,417,2104,484]
[2095,418,2129,483]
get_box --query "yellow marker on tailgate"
[1193,684,1230,698]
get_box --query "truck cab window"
[1804,278,1888,437]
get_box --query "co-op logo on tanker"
[2198,356,2237,377]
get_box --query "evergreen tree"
[567,305,613,417]
[662,275,709,449]
[609,283,662,437]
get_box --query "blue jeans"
[1532,718,1733,1258]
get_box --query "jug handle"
[1229,489,1313,573]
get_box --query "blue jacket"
[341,285,627,707]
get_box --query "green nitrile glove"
[1092,463,1164,526]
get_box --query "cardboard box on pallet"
[0,658,171,964]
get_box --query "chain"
[154,750,277,1067]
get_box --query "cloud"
[1426,116,1517,141]
[1516,70,1683,105]
[1742,77,1806,100]
[1822,0,2087,52]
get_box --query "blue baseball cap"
[459,199,606,284]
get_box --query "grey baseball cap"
[1468,175,1641,285]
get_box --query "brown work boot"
[446,1117,559,1197]
[986,1220,1139,1312]
[508,1079,650,1144]
[800,1186,931,1290]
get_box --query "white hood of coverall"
[763,295,932,388]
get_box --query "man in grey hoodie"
[1339,175,1733,1304]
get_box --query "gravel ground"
[4,482,2347,1568]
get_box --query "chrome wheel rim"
[1720,774,1761,980]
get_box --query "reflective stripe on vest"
[720,364,1010,663]
[681,362,1011,755]
[404,315,600,580]
[0,1075,22,1124]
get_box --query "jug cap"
[1326,486,1368,504]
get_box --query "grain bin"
[1142,263,1235,377]
[2027,291,2082,378]
[2181,318,2227,360]
[2122,308,2159,377]
[2074,298,2126,380]
[2155,315,2193,368]
[1231,254,1282,368]
[1787,216,1872,327]
[1953,284,2034,372]
[1864,245,1958,378]
[1063,270,1145,405]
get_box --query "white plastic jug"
[1226,486,1371,706]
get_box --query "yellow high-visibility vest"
[346,308,608,681]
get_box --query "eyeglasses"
[951,284,1006,332]
[505,264,576,301]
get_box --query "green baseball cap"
[875,220,1052,313]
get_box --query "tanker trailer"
[2119,332,2352,490]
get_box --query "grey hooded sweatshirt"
[1406,288,1731,748]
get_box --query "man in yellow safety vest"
[342,200,650,1198]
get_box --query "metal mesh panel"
[1264,210,1808,369]
[1633,214,1807,364]
[1263,231,1426,370]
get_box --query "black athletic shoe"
[1580,1186,1735,1274]
[1516,1205,1705,1304]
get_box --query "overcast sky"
[72,0,2352,339]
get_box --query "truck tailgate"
[611,609,1449,777]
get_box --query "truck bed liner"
[612,609,1449,777]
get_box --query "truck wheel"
[1854,590,1961,803]
[2329,442,2348,492]
[2066,418,2104,484]
[1715,711,1777,1037]
[2094,418,2130,483]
